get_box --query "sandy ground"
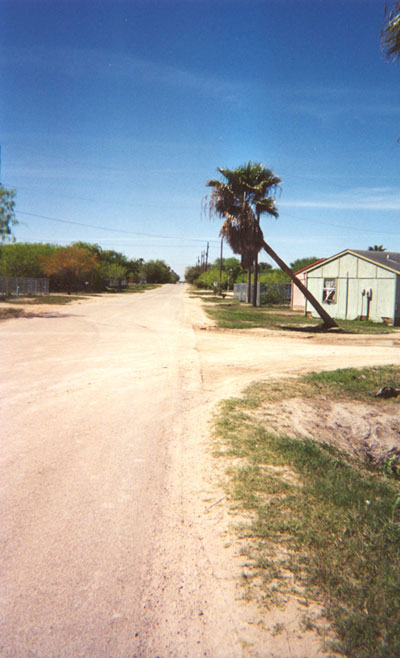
[1,285,399,658]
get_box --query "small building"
[304,249,400,325]
[291,259,326,310]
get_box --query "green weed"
[203,298,400,334]
[213,366,400,657]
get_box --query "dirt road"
[1,285,399,657]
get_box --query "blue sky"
[1,0,399,277]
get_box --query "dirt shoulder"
[185,293,400,657]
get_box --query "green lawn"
[197,295,398,334]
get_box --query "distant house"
[291,259,326,311]
[303,249,400,325]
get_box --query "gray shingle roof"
[351,250,400,275]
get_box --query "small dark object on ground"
[375,386,400,398]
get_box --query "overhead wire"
[16,210,220,243]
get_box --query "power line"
[17,210,220,243]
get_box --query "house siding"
[306,253,397,324]
[291,271,307,310]
[395,277,400,326]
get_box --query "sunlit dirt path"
[0,285,245,657]
[1,285,399,657]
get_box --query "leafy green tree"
[382,2,400,60]
[185,264,203,283]
[42,245,99,293]
[126,258,144,280]
[368,245,386,251]
[0,242,57,277]
[258,261,273,272]
[141,259,179,284]
[100,262,128,288]
[206,164,338,329]
[290,256,319,272]
[195,266,229,290]
[72,241,103,255]
[0,185,18,242]
[71,244,143,284]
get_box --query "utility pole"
[205,241,209,271]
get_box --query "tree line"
[0,241,179,293]
[185,255,318,303]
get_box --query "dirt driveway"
[1,285,399,658]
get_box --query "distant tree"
[185,264,203,284]
[368,244,386,251]
[72,241,103,255]
[258,261,273,272]
[290,256,319,272]
[0,242,57,277]
[100,262,128,289]
[71,244,143,283]
[42,245,99,293]
[97,249,129,266]
[259,268,290,283]
[141,259,179,284]
[126,258,144,280]
[0,185,18,242]
[382,2,400,60]
[195,266,229,290]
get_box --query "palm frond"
[382,1,400,60]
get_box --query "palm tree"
[368,245,386,251]
[382,2,400,60]
[206,164,338,329]
[244,164,281,306]
[207,163,280,305]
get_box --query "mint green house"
[305,250,400,326]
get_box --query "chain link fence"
[234,282,291,306]
[0,276,49,296]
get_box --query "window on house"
[322,278,336,303]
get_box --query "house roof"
[305,249,400,276]
[352,250,400,274]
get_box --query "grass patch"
[304,367,400,401]
[242,365,400,404]
[202,298,399,333]
[214,366,400,657]
[111,283,161,294]
[1,284,160,306]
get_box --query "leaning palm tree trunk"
[261,240,338,329]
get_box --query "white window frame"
[322,278,337,303]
